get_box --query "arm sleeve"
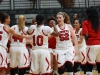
[82,21,88,35]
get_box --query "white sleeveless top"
[56,24,73,50]
[10,25,28,46]
[0,24,9,49]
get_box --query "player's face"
[6,16,10,25]
[73,14,77,19]
[74,20,80,29]
[56,14,64,24]
[49,20,54,27]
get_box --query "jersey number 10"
[33,35,43,46]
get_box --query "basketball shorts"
[74,45,86,64]
[0,46,7,69]
[30,49,51,74]
[10,46,30,68]
[87,45,100,64]
[55,47,75,68]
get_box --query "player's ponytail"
[17,15,25,31]
[36,14,44,26]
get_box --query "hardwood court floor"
[64,70,98,75]
[7,71,98,75]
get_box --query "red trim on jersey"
[74,61,81,63]
[0,67,7,70]
[22,29,26,35]
[18,65,30,69]
[3,26,9,34]
[42,72,52,75]
[96,62,100,64]
[81,52,85,62]
[31,74,40,75]
[42,30,48,36]
[24,53,27,65]
[29,29,34,35]
[58,25,65,30]
[87,47,91,61]
[45,57,50,71]
[0,53,3,65]
[0,31,3,34]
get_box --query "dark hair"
[74,19,82,28]
[0,11,3,21]
[47,16,56,22]
[86,6,99,33]
[1,13,9,24]
[36,14,44,25]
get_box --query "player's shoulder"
[29,25,36,29]
[11,25,17,28]
[0,24,4,28]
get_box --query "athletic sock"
[86,72,93,75]
[67,72,73,75]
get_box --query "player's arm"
[68,25,78,55]
[4,26,30,38]
[50,20,58,37]
[78,31,84,44]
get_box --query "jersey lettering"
[59,30,69,41]
[12,36,23,42]
[0,31,3,40]
[33,35,43,46]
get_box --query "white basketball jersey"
[0,24,9,49]
[10,25,28,46]
[28,25,53,49]
[56,24,73,50]
[75,28,86,49]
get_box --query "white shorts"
[74,46,86,64]
[30,49,51,74]
[55,47,75,68]
[10,46,29,68]
[48,48,56,55]
[87,45,100,64]
[0,46,7,69]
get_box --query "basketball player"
[28,14,58,75]
[0,13,30,75]
[82,6,100,75]
[73,19,86,75]
[9,15,30,75]
[47,16,58,75]
[55,12,78,75]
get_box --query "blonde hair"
[17,15,25,31]
[63,12,71,24]
[57,12,65,18]
[57,12,71,24]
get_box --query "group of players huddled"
[0,6,100,75]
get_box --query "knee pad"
[65,62,73,72]
[58,66,65,74]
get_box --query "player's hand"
[50,20,56,27]
[25,35,32,39]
